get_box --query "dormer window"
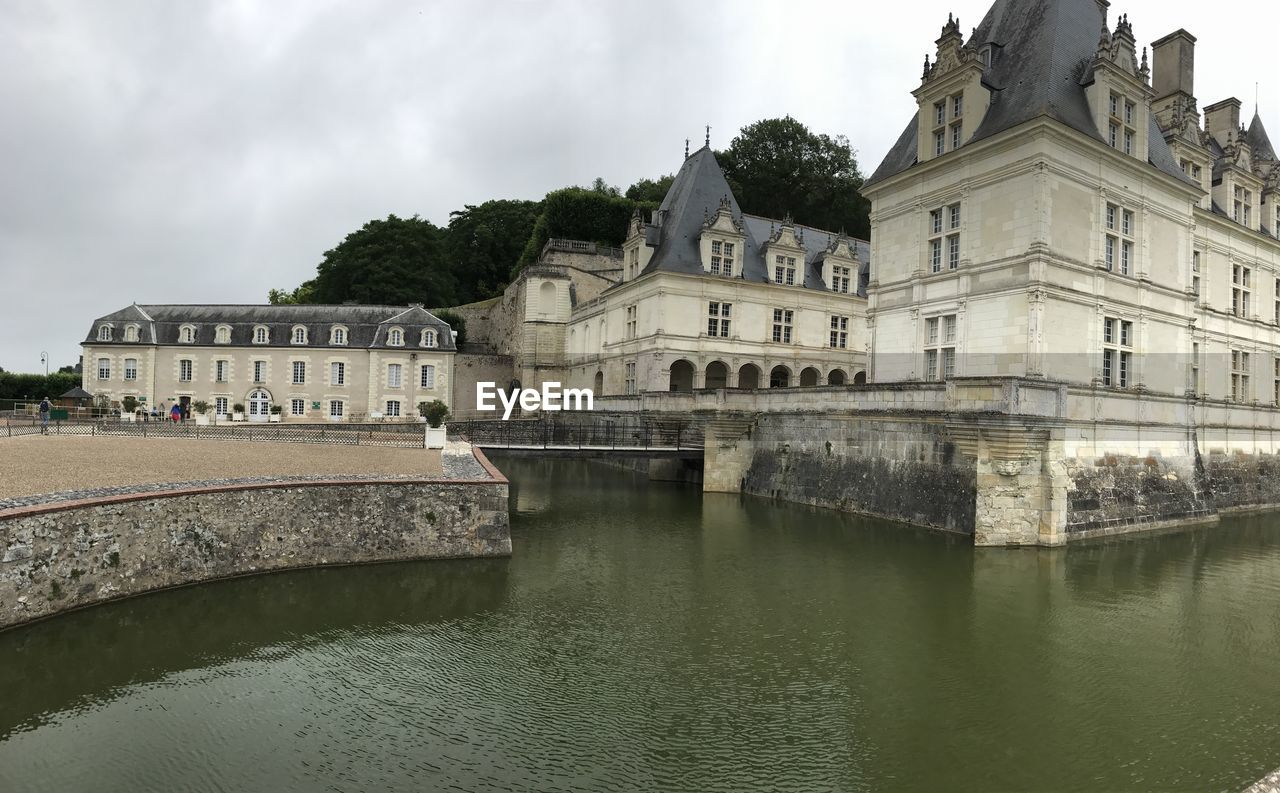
[773,255,797,286]
[331,326,347,345]
[1107,91,1137,155]
[179,325,196,344]
[388,327,404,346]
[97,325,112,342]
[124,324,139,342]
[421,329,438,348]
[1234,185,1253,228]
[214,325,231,344]
[253,325,269,344]
[831,265,852,294]
[291,326,308,345]
[710,240,735,276]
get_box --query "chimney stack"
[1151,29,1195,100]
[1204,98,1242,146]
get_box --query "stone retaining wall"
[0,449,509,631]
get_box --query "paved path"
[0,435,442,501]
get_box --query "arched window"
[538,281,557,315]
[124,325,140,342]
[388,327,404,346]
[214,325,231,344]
[291,326,307,345]
[96,358,111,379]
[253,326,269,344]
[97,325,113,342]
[179,325,196,344]
[421,329,437,348]
[331,326,347,345]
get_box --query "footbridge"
[451,416,704,460]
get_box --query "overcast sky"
[0,0,1274,372]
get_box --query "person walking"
[170,403,181,424]
[38,396,51,435]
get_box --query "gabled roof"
[84,304,456,350]
[1248,111,1277,162]
[868,0,1193,188]
[638,146,870,295]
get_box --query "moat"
[2,457,1279,792]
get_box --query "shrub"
[419,399,449,428]
[122,396,139,413]
[191,400,210,415]
[232,403,245,413]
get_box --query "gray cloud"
[0,0,1273,371]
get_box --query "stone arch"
[538,281,557,315]
[853,371,867,385]
[800,367,820,387]
[827,368,848,385]
[705,360,729,389]
[594,370,604,394]
[769,365,791,388]
[569,327,577,352]
[669,359,695,393]
[737,363,761,389]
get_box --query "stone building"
[81,304,456,421]
[447,146,872,413]
[864,0,1279,401]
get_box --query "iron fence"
[1,419,434,448]
[451,415,703,450]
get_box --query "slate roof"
[639,146,870,296]
[1248,112,1277,163]
[868,0,1193,188]
[84,304,457,351]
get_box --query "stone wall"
[735,414,977,534]
[0,456,509,630]
[451,353,516,419]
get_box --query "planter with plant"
[419,400,449,448]
[192,400,211,425]
[232,403,245,422]
[269,404,283,423]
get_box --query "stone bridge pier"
[701,413,759,494]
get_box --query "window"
[331,361,346,386]
[179,359,193,382]
[710,240,735,276]
[291,361,305,385]
[387,363,402,388]
[1104,203,1134,276]
[707,302,731,338]
[331,327,347,345]
[1275,279,1280,325]
[215,397,229,416]
[627,246,640,279]
[215,360,228,383]
[934,130,945,157]
[1101,317,1133,387]
[934,101,946,127]
[1231,349,1251,402]
[124,325,139,342]
[1181,159,1203,186]
[951,122,962,150]
[292,326,307,345]
[215,326,230,344]
[124,358,137,381]
[771,309,794,343]
[1108,123,1119,148]
[1233,264,1252,318]
[1191,342,1201,394]
[1123,129,1134,155]
[420,364,436,389]
[180,326,195,344]
[253,326,268,344]
[329,400,344,419]
[388,328,403,346]
[97,325,112,342]
[253,360,266,383]
[625,305,637,339]
[291,398,306,416]
[928,204,960,273]
[1108,92,1136,155]
[923,315,957,380]
[1233,185,1253,227]
[1274,357,1280,407]
[773,255,797,285]
[97,358,110,380]
[831,265,852,294]
[952,94,963,119]
[624,361,637,395]
[829,316,849,349]
[421,329,437,348]
[386,400,401,418]
[1191,251,1201,297]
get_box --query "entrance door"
[179,395,191,420]
[248,389,271,422]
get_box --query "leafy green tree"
[590,177,621,197]
[430,308,467,346]
[518,188,657,267]
[445,200,542,303]
[716,116,870,238]
[0,371,81,401]
[624,175,675,204]
[268,280,318,305]
[310,215,456,307]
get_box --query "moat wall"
[0,476,509,631]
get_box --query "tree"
[445,200,542,303]
[268,280,317,305]
[430,308,467,347]
[517,187,657,267]
[0,371,81,401]
[716,116,871,238]
[624,175,675,204]
[309,215,456,307]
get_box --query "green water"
[2,457,1279,792]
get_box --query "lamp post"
[40,351,48,376]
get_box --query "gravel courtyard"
[0,435,444,500]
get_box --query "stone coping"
[1245,768,1280,793]
[0,444,506,521]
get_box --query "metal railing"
[451,415,702,451]
[2,419,435,448]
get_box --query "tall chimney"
[1204,98,1242,146]
[1151,29,1195,100]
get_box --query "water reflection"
[0,457,1278,792]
